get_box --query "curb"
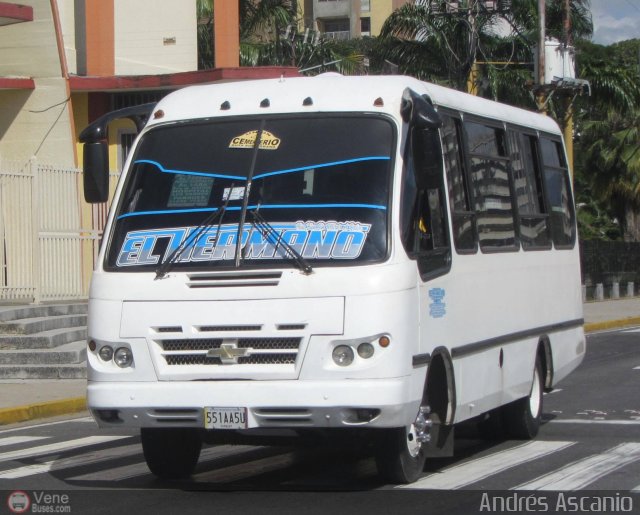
[584,316,640,333]
[0,397,86,426]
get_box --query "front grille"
[165,353,297,365]
[157,337,303,366]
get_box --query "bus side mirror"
[83,141,109,203]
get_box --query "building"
[302,0,409,39]
[0,0,298,303]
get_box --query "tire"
[502,357,544,439]
[141,428,202,479]
[375,408,430,484]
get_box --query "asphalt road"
[0,328,639,515]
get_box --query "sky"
[590,0,640,45]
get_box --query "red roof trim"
[0,2,33,25]
[69,67,301,92]
[0,77,35,89]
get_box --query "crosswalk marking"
[193,452,296,483]
[0,436,49,448]
[0,444,140,479]
[550,419,640,425]
[400,441,574,490]
[514,442,640,491]
[0,435,129,463]
[0,417,95,435]
[69,445,255,481]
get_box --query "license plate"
[204,407,247,429]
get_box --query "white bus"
[81,74,585,484]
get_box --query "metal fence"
[0,157,113,303]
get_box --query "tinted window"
[507,131,550,249]
[464,121,516,251]
[442,116,476,252]
[540,137,575,248]
[107,116,394,271]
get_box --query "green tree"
[573,41,640,240]
[197,0,364,74]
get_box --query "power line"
[622,0,640,14]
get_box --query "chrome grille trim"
[186,271,282,288]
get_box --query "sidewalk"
[1,297,639,425]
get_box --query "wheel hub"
[407,405,432,457]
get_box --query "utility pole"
[537,0,546,111]
[563,0,574,177]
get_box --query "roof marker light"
[373,97,384,107]
[260,98,270,108]
[153,109,165,119]
[303,97,313,106]
[220,101,231,110]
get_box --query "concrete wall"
[0,0,74,165]
[114,0,197,75]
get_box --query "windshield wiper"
[154,187,234,280]
[249,207,313,275]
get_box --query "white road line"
[69,445,255,481]
[633,366,640,370]
[0,444,140,479]
[550,419,640,425]
[514,442,640,491]
[0,436,49,448]
[400,441,574,490]
[193,452,296,483]
[544,389,563,395]
[0,436,129,463]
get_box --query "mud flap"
[423,421,454,458]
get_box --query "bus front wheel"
[375,406,430,484]
[141,428,202,479]
[503,357,544,439]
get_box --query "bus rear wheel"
[141,428,202,479]
[503,357,543,439]
[375,406,430,484]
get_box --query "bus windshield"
[105,115,394,272]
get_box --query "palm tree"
[198,0,364,74]
[574,52,640,240]
[377,0,593,98]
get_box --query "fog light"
[114,347,133,368]
[98,345,114,361]
[332,345,354,367]
[357,342,375,359]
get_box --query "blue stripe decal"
[253,203,386,210]
[134,156,390,182]
[134,160,246,181]
[252,156,391,180]
[117,203,386,219]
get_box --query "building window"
[361,17,371,35]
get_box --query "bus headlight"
[114,347,134,368]
[98,345,114,361]
[357,342,375,359]
[332,345,354,367]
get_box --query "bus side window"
[539,137,576,248]
[463,120,517,252]
[400,127,451,280]
[442,116,477,252]
[508,131,551,250]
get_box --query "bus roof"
[149,74,561,136]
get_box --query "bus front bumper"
[87,378,421,430]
